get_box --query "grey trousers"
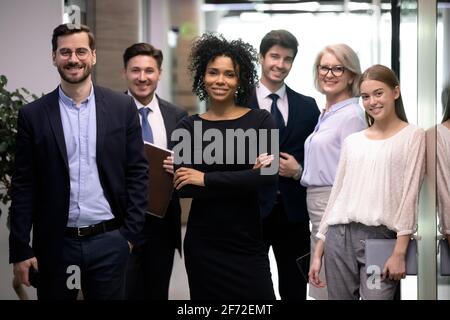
[324,223,399,300]
[306,186,332,300]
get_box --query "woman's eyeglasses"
[317,65,346,77]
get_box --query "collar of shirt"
[320,97,360,120]
[127,90,159,112]
[256,82,288,124]
[256,81,287,104]
[58,83,94,109]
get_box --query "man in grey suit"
[122,43,188,300]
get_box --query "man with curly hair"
[249,30,320,300]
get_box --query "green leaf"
[0,75,7,87]
[0,74,38,217]
[0,142,7,153]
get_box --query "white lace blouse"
[317,124,426,241]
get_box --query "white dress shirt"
[255,82,288,126]
[128,91,167,149]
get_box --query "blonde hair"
[313,44,361,97]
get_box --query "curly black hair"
[188,33,259,106]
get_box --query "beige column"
[170,0,203,113]
[88,0,141,90]
[167,0,204,223]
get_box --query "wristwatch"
[292,166,302,180]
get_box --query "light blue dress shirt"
[58,86,114,227]
[300,97,367,188]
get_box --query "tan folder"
[144,142,174,218]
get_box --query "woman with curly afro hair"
[172,33,277,300]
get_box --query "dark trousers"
[125,214,177,300]
[262,197,310,300]
[124,242,175,300]
[37,229,130,300]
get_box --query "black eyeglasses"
[58,48,91,60]
[318,65,346,77]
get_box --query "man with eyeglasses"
[249,30,320,300]
[8,23,148,300]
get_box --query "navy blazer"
[249,85,320,222]
[9,85,148,270]
[157,96,189,150]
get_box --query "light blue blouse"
[300,97,367,188]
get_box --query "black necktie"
[268,93,285,130]
[138,107,154,143]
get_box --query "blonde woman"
[301,44,366,299]
[309,65,425,300]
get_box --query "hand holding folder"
[365,238,418,275]
[144,142,174,218]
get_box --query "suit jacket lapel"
[251,87,294,146]
[44,87,69,171]
[94,86,107,162]
[157,96,176,148]
[281,86,297,146]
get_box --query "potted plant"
[0,75,38,217]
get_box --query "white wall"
[0,0,63,96]
[0,0,63,300]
